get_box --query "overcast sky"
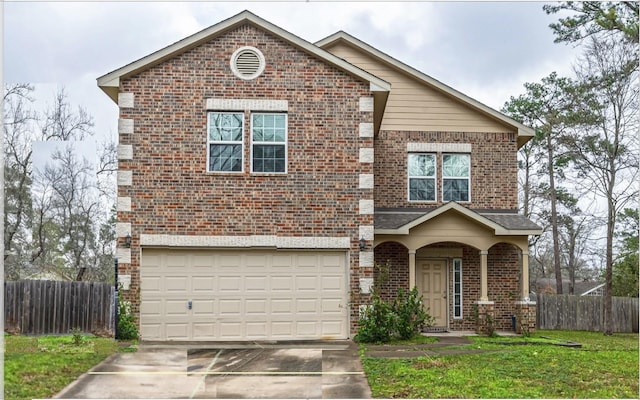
[4,1,580,152]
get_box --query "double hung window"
[208,113,243,172]
[408,153,436,201]
[442,154,470,202]
[251,113,287,173]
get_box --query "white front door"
[417,259,448,328]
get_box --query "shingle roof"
[374,205,542,234]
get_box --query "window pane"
[443,179,469,201]
[209,144,241,172]
[210,113,243,141]
[253,144,285,173]
[408,154,435,176]
[409,178,435,201]
[443,154,469,177]
[253,114,286,143]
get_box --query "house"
[98,10,542,341]
[533,278,605,297]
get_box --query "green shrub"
[70,327,84,346]
[392,287,432,340]
[356,287,433,343]
[354,293,397,343]
[116,297,138,340]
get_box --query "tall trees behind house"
[502,73,599,294]
[3,84,116,282]
[508,3,639,335]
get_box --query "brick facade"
[374,130,519,210]
[116,24,374,326]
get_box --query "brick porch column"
[474,301,495,335]
[515,301,536,334]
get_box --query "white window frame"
[250,112,288,174]
[453,258,463,319]
[207,112,244,173]
[442,153,471,202]
[408,153,437,202]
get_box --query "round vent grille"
[230,46,265,80]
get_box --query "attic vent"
[230,46,265,80]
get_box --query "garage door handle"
[187,300,192,310]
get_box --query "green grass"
[362,330,639,398]
[4,334,123,400]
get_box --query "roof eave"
[97,11,390,104]
[374,202,541,236]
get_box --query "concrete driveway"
[54,341,371,399]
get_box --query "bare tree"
[3,84,37,278]
[565,37,639,334]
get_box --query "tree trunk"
[547,133,563,294]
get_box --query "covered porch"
[373,202,542,334]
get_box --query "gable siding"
[325,42,512,133]
[116,24,374,329]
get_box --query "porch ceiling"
[374,202,542,236]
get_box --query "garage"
[140,248,349,341]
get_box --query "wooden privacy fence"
[537,293,639,333]
[4,280,115,335]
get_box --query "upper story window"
[442,154,470,202]
[208,112,243,172]
[251,113,287,173]
[408,153,436,201]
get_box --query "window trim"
[453,258,463,319]
[250,112,288,174]
[442,153,471,202]
[207,112,245,173]
[407,152,437,202]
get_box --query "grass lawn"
[4,334,132,400]
[362,330,639,398]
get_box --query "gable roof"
[97,10,390,103]
[316,31,535,148]
[374,202,542,236]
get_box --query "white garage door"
[140,249,349,341]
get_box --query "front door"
[417,259,448,328]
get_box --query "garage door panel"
[245,299,267,314]
[165,300,189,316]
[141,249,348,341]
[219,299,242,315]
[296,299,317,313]
[192,276,215,292]
[192,300,215,316]
[271,276,293,291]
[245,276,268,292]
[165,277,188,291]
[192,323,216,339]
[271,299,293,314]
[140,300,162,316]
[141,277,162,292]
[166,323,189,339]
[218,276,241,292]
[296,276,318,291]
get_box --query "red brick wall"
[116,23,374,326]
[374,130,518,210]
[373,241,409,301]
